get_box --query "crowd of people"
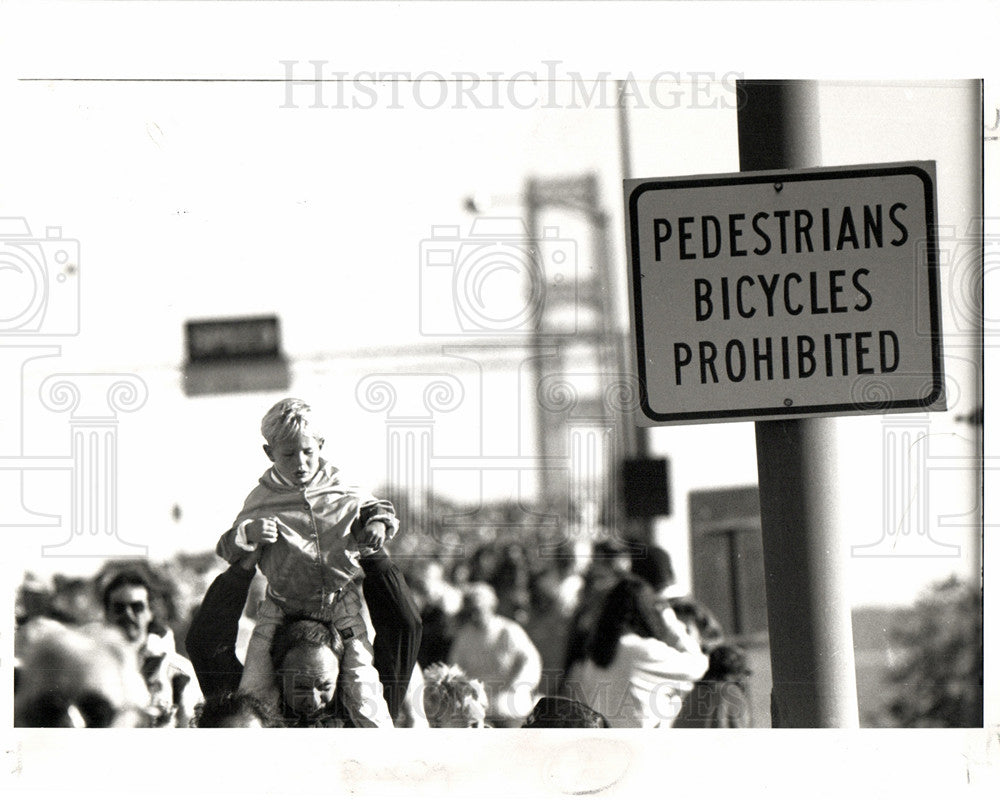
[14,536,752,729]
[401,535,752,729]
[13,397,753,729]
[16,568,201,728]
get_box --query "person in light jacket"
[565,575,708,728]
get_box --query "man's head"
[261,398,324,486]
[195,691,281,728]
[459,582,498,629]
[102,571,154,644]
[270,619,343,721]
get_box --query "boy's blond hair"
[260,398,325,447]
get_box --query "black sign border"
[626,164,944,423]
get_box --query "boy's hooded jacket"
[216,459,398,617]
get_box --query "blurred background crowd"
[14,496,982,729]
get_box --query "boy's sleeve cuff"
[361,512,399,537]
[233,520,258,552]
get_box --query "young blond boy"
[216,398,397,727]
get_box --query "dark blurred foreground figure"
[522,696,610,729]
[672,643,752,728]
[186,548,421,727]
[14,618,154,727]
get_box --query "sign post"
[624,81,944,726]
[738,81,860,727]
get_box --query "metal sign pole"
[737,80,860,727]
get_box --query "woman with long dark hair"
[565,575,708,728]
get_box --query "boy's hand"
[359,520,387,552]
[246,517,279,546]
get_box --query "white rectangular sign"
[625,162,945,425]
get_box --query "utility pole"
[737,80,860,727]
[617,79,656,548]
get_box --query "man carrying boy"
[216,398,398,727]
